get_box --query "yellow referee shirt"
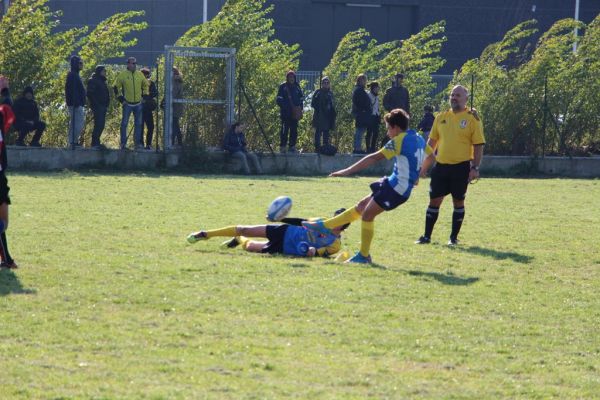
[429,109,485,164]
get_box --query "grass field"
[1,172,599,399]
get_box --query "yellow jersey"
[429,109,485,164]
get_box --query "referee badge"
[460,119,468,129]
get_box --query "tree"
[172,0,301,151]
[322,22,446,152]
[0,0,147,146]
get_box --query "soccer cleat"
[345,252,372,264]
[220,237,240,249]
[0,260,18,269]
[187,231,208,244]
[447,237,459,246]
[302,219,332,235]
[414,235,431,244]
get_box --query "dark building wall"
[46,0,600,72]
[47,0,226,66]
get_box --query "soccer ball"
[267,196,292,222]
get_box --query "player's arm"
[316,239,341,257]
[420,138,437,178]
[329,151,385,177]
[469,144,484,182]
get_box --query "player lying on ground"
[303,108,432,264]
[187,209,350,258]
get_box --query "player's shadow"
[0,269,37,296]
[453,245,533,264]
[406,270,479,286]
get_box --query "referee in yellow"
[416,85,485,245]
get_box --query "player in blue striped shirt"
[303,108,432,264]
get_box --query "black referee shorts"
[0,172,11,205]
[429,161,470,200]
[261,224,289,254]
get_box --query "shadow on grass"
[406,270,479,286]
[0,269,36,296]
[453,245,534,264]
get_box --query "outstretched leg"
[187,225,268,244]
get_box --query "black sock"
[424,206,439,238]
[451,207,465,240]
[0,231,10,263]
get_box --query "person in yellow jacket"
[113,57,149,150]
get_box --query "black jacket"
[13,88,40,123]
[276,82,303,120]
[417,112,435,132]
[87,69,110,108]
[311,88,336,130]
[383,85,410,114]
[352,85,371,128]
[65,55,86,107]
[222,128,247,153]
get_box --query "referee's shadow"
[451,245,534,264]
[0,269,37,296]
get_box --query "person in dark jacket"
[0,105,18,269]
[65,55,86,149]
[223,122,262,175]
[417,105,435,142]
[12,87,46,147]
[366,81,381,153]
[351,74,371,154]
[140,67,159,150]
[86,65,110,149]
[383,73,410,115]
[276,70,304,153]
[310,76,336,152]
[0,88,12,106]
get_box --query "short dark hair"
[368,81,379,89]
[395,73,404,80]
[424,105,434,112]
[384,109,410,131]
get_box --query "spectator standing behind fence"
[366,81,381,153]
[12,87,45,147]
[417,105,435,142]
[276,71,303,154]
[65,55,86,149]
[1,88,12,106]
[310,76,336,152]
[113,57,149,150]
[86,65,110,150]
[140,67,158,150]
[351,74,371,154]
[383,73,410,115]
[223,122,263,175]
[0,103,18,269]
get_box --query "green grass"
[1,172,599,399]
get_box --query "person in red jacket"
[0,104,17,268]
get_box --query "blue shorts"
[370,178,408,211]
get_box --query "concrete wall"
[7,147,600,178]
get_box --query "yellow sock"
[323,207,361,229]
[359,220,374,257]
[206,226,237,238]
[238,236,250,249]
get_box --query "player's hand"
[468,169,480,183]
[419,169,428,179]
[307,247,317,257]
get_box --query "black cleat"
[414,236,431,244]
[447,237,459,246]
[220,237,240,249]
